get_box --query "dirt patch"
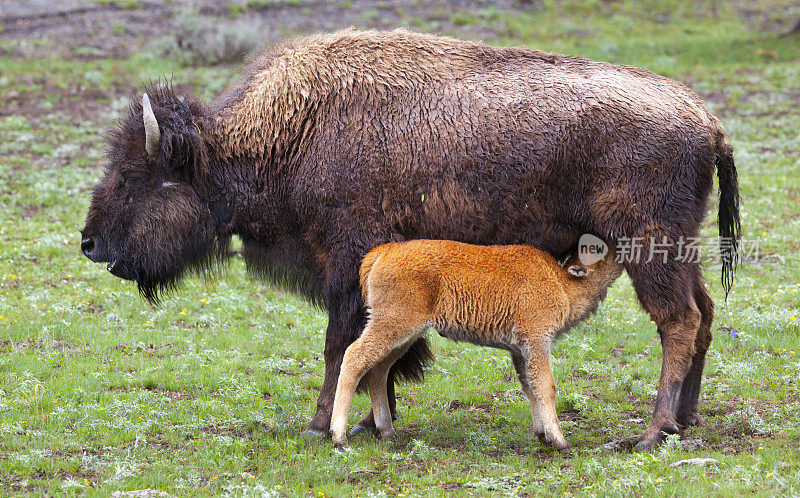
[109,342,178,358]
[2,467,102,492]
[0,338,88,354]
[0,1,174,59]
[108,384,196,399]
[441,482,466,492]
[0,80,122,119]
[83,303,105,314]
[0,77,193,125]
[37,468,101,481]
[558,409,584,421]
[446,399,492,414]
[198,420,273,438]
[50,446,108,458]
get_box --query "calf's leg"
[522,340,570,451]
[511,351,545,440]
[365,347,410,440]
[349,382,395,437]
[331,320,424,446]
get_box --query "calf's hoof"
[537,431,570,452]
[301,428,328,441]
[553,439,571,453]
[332,434,348,448]
[545,434,571,453]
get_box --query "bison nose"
[81,237,97,260]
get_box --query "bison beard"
[81,29,740,448]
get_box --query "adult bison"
[81,29,739,449]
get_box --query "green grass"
[1,1,799,495]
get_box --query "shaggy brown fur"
[81,29,739,447]
[330,239,623,448]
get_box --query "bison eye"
[123,176,142,189]
[121,171,143,189]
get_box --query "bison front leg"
[303,249,433,440]
[303,320,344,439]
[303,282,366,439]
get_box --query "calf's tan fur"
[330,239,622,449]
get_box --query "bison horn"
[142,93,161,158]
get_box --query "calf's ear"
[567,265,588,278]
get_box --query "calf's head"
[81,86,221,303]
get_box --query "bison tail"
[716,134,741,300]
[389,337,434,383]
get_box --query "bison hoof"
[301,428,328,441]
[677,411,705,427]
[332,434,348,447]
[349,424,378,437]
[635,423,679,450]
[634,437,659,451]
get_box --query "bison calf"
[330,239,623,449]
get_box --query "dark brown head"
[81,85,226,303]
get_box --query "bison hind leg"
[676,265,714,427]
[627,257,702,449]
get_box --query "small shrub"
[227,4,247,19]
[557,391,589,412]
[156,10,264,66]
[452,13,477,26]
[111,19,127,36]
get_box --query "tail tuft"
[389,337,435,383]
[716,135,741,300]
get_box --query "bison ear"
[156,103,208,182]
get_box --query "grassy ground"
[1,1,799,495]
